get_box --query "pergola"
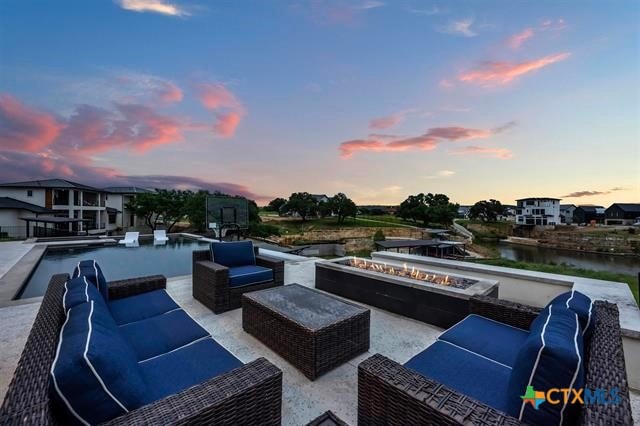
[19,216,90,238]
[374,239,466,258]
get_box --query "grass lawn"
[473,258,639,304]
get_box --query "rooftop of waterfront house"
[0,238,639,424]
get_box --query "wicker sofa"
[193,241,284,314]
[0,267,283,425]
[358,294,633,425]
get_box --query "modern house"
[104,186,153,232]
[499,205,517,222]
[573,205,605,225]
[310,194,330,204]
[0,179,109,236]
[0,197,54,239]
[515,197,561,226]
[456,205,472,219]
[559,204,576,224]
[604,203,640,225]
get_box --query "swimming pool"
[19,236,210,299]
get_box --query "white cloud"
[117,0,190,17]
[352,1,385,10]
[438,18,477,37]
[425,170,456,179]
[408,6,444,16]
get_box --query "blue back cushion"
[548,290,596,340]
[63,276,104,313]
[210,241,255,267]
[506,305,585,425]
[72,260,109,301]
[50,300,147,425]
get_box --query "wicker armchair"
[193,248,285,314]
[357,295,633,425]
[0,274,283,425]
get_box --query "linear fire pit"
[315,257,498,328]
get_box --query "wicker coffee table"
[242,284,370,380]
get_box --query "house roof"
[516,197,561,201]
[576,205,604,213]
[560,204,576,209]
[310,194,329,201]
[0,178,101,192]
[0,197,53,214]
[608,203,640,212]
[103,186,153,194]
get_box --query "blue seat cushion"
[50,300,147,425]
[108,289,179,325]
[210,241,255,268]
[404,341,511,413]
[547,290,596,340]
[119,309,210,361]
[228,265,273,288]
[438,314,529,368]
[72,259,109,300]
[507,305,585,425]
[140,337,243,403]
[63,276,104,312]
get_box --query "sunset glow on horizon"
[0,1,638,206]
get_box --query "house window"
[27,190,33,197]
[526,200,534,206]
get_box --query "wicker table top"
[243,284,368,331]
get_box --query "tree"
[284,192,317,221]
[183,190,208,232]
[468,199,505,222]
[329,193,357,224]
[396,193,458,226]
[266,197,287,213]
[126,189,186,232]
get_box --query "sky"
[0,0,639,206]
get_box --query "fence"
[0,226,27,240]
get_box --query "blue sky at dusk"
[0,0,638,205]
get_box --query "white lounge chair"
[118,231,139,246]
[154,230,169,245]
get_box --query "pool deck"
[0,242,638,424]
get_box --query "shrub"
[248,223,281,238]
[373,229,385,241]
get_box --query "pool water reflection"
[20,236,210,299]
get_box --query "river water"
[496,242,640,275]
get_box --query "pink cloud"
[507,27,534,49]
[340,122,515,158]
[214,112,243,137]
[439,79,454,88]
[197,83,241,110]
[0,94,63,152]
[156,80,183,104]
[540,18,567,32]
[369,110,413,129]
[458,52,571,86]
[451,145,513,159]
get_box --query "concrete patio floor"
[0,256,639,424]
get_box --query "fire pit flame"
[346,257,473,288]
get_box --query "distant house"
[515,197,561,226]
[605,203,640,225]
[0,197,54,239]
[457,205,472,219]
[310,194,330,204]
[103,186,154,231]
[0,179,108,235]
[500,205,517,222]
[560,204,577,224]
[573,205,605,224]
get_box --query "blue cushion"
[507,305,585,424]
[50,300,147,425]
[228,265,273,288]
[405,341,511,413]
[438,314,528,367]
[210,241,255,267]
[140,337,243,403]
[108,289,179,325]
[547,290,596,340]
[63,276,104,313]
[72,260,109,301]
[119,309,210,361]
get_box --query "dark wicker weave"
[0,274,283,425]
[358,297,633,426]
[242,285,370,380]
[306,410,349,426]
[192,249,284,314]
